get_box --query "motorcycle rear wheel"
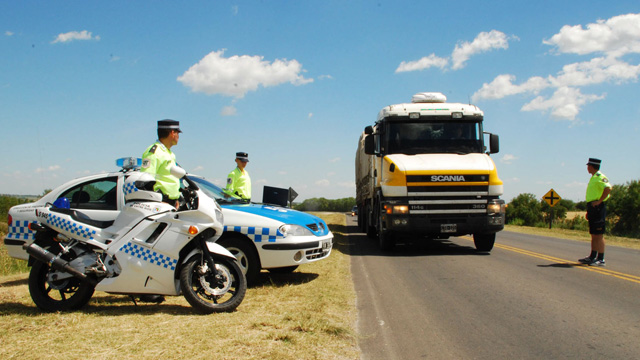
[180,254,247,314]
[28,260,95,312]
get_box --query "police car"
[4,158,333,284]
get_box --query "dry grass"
[504,224,640,250]
[0,214,359,360]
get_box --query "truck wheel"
[473,233,495,252]
[365,205,376,238]
[379,230,395,251]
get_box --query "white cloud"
[328,157,340,163]
[395,54,448,73]
[543,13,640,57]
[451,30,511,70]
[35,165,61,173]
[192,165,204,172]
[521,87,605,121]
[472,13,640,121]
[396,30,512,73]
[51,30,100,44]
[308,113,313,119]
[5,31,14,36]
[500,154,517,164]
[315,179,330,187]
[221,105,237,116]
[551,56,640,87]
[472,74,550,101]
[177,49,313,98]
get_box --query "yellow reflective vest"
[586,171,611,203]
[226,167,251,200]
[141,141,180,200]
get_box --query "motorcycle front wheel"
[28,260,95,312]
[180,254,247,314]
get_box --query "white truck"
[355,92,505,251]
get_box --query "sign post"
[288,187,298,208]
[542,189,562,229]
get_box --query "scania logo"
[431,175,466,182]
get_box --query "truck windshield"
[385,121,483,155]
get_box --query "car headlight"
[279,224,313,237]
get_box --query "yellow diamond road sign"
[543,189,562,207]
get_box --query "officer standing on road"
[579,158,612,266]
[141,119,182,209]
[225,152,251,201]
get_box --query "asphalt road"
[346,215,640,359]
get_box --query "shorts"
[587,202,606,235]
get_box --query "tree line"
[506,179,640,238]
[293,197,356,212]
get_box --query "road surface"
[346,215,640,359]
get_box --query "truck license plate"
[441,224,457,233]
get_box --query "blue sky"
[2,1,639,203]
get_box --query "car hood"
[220,203,330,236]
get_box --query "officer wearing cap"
[578,158,612,266]
[225,152,251,200]
[141,119,182,208]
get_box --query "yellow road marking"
[460,236,640,285]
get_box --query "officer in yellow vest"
[225,152,251,200]
[578,158,612,266]
[141,119,182,209]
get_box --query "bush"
[294,197,356,212]
[607,180,640,238]
[506,193,543,226]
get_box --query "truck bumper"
[381,213,505,236]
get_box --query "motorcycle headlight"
[279,224,313,237]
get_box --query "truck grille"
[407,185,488,196]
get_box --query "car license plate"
[441,224,457,233]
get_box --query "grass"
[504,224,640,250]
[0,214,359,360]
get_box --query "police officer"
[578,158,612,266]
[141,119,182,209]
[225,152,251,200]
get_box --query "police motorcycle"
[23,166,246,314]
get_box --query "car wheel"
[217,235,261,285]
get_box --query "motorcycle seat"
[50,207,115,229]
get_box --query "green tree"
[294,197,356,212]
[607,180,640,238]
[506,193,543,226]
[541,200,569,222]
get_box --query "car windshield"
[386,121,483,155]
[186,176,248,204]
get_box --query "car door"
[57,176,121,221]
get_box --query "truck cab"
[356,92,505,251]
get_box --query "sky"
[1,1,640,203]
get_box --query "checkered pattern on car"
[7,220,35,240]
[119,242,178,270]
[123,181,138,196]
[46,214,98,240]
[224,226,284,243]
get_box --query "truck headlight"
[385,205,409,214]
[487,200,505,215]
[279,224,313,237]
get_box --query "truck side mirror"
[364,135,375,155]
[489,133,500,154]
[364,126,373,135]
